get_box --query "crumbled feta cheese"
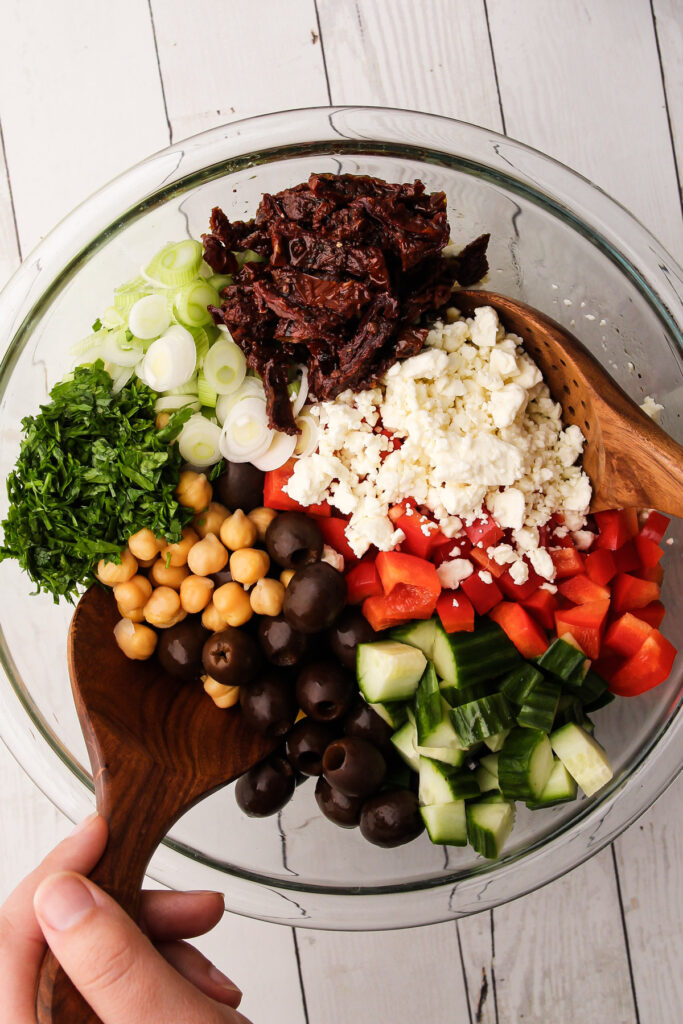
[509,560,530,585]
[321,545,345,572]
[478,570,493,585]
[437,559,474,589]
[572,530,595,551]
[640,395,664,423]
[529,548,555,581]
[487,487,525,530]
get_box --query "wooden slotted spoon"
[36,584,278,1024]
[456,290,683,517]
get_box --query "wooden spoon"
[36,584,279,1024]
[456,289,683,516]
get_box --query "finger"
[140,889,225,941]
[34,872,251,1024]
[0,814,107,1024]
[157,940,243,1008]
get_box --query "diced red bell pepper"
[612,540,641,574]
[497,564,542,601]
[557,574,610,605]
[609,630,677,696]
[585,548,617,586]
[488,602,548,658]
[388,500,412,524]
[395,510,445,559]
[603,613,654,658]
[311,516,357,564]
[637,563,664,584]
[639,510,670,544]
[375,551,441,599]
[346,559,382,604]
[521,587,558,631]
[362,583,438,631]
[594,508,639,550]
[592,651,624,683]
[436,590,475,633]
[432,536,471,567]
[469,546,506,578]
[461,570,503,615]
[263,460,331,517]
[549,546,585,578]
[465,516,504,549]
[611,573,661,616]
[631,600,666,629]
[634,535,664,568]
[555,599,610,660]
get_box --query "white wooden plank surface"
[0,2,681,1023]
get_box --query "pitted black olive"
[283,562,347,633]
[285,718,338,776]
[235,755,295,817]
[265,512,323,569]
[322,736,386,798]
[315,775,363,828]
[202,627,261,687]
[157,619,210,681]
[296,661,356,721]
[343,699,394,756]
[328,607,377,670]
[257,615,310,667]
[359,789,425,848]
[239,670,298,737]
[214,461,264,512]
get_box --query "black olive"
[296,661,356,721]
[343,699,394,756]
[285,718,338,775]
[283,562,347,633]
[257,615,310,667]
[156,619,210,681]
[234,755,295,817]
[265,512,323,569]
[359,789,425,848]
[239,670,298,737]
[214,461,264,512]
[202,627,261,687]
[315,775,363,828]
[322,736,386,798]
[329,607,377,670]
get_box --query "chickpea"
[249,577,285,617]
[229,548,270,587]
[155,412,171,430]
[175,470,212,513]
[160,527,199,568]
[118,605,145,623]
[219,509,257,551]
[213,582,253,627]
[136,556,158,569]
[150,559,190,590]
[113,619,157,661]
[187,533,229,576]
[247,506,278,543]
[201,601,228,632]
[280,568,295,588]
[180,574,214,614]
[194,501,229,539]
[202,675,240,709]
[96,549,138,586]
[143,586,186,628]
[128,528,163,562]
[113,576,153,616]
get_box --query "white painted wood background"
[0,1,681,1021]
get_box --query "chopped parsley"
[0,362,194,602]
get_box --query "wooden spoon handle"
[36,762,186,1023]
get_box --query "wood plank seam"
[650,0,683,215]
[313,0,333,105]
[610,844,642,1024]
[146,0,173,145]
[0,118,22,261]
[482,0,507,134]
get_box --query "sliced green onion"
[101,306,126,329]
[164,374,199,396]
[154,395,201,413]
[215,377,266,424]
[113,277,151,313]
[178,414,222,467]
[289,365,309,416]
[110,365,137,394]
[128,293,171,340]
[294,411,319,458]
[251,429,297,471]
[220,396,273,463]
[174,281,221,329]
[198,260,213,278]
[145,240,203,287]
[235,249,266,267]
[208,273,232,293]
[138,324,197,392]
[203,339,246,395]
[70,332,105,357]
[197,371,217,409]
[102,329,145,367]
[191,326,214,364]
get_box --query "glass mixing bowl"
[0,107,681,930]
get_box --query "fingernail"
[208,963,242,995]
[35,874,96,931]
[69,812,99,837]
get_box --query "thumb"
[34,873,250,1024]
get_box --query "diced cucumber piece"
[553,693,585,729]
[415,743,466,767]
[389,617,439,660]
[391,719,420,772]
[415,664,463,748]
[432,620,520,689]
[418,758,480,805]
[537,636,586,683]
[498,728,554,801]
[550,723,613,797]
[475,765,500,793]
[467,799,516,859]
[479,753,500,778]
[357,640,427,703]
[484,729,510,752]
[499,663,544,705]
[368,700,409,730]
[526,758,578,809]
[516,680,561,733]
[450,694,515,746]
[580,669,611,710]
[441,680,491,707]
[421,801,468,846]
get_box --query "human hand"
[0,813,252,1023]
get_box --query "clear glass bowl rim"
[0,105,680,930]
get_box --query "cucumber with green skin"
[550,722,613,797]
[418,757,480,805]
[498,728,554,801]
[516,680,561,733]
[432,620,520,688]
[357,640,427,703]
[414,664,463,748]
[390,617,439,660]
[421,801,468,846]
[526,758,578,808]
[467,798,516,859]
[390,719,420,772]
[499,663,544,705]
[536,636,586,683]
[450,693,515,746]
